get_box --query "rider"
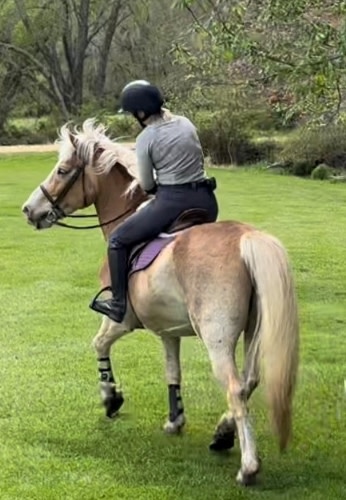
[90,80,219,323]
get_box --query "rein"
[54,207,135,230]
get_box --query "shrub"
[0,116,59,145]
[171,84,290,133]
[194,110,260,165]
[311,163,332,180]
[0,114,140,145]
[78,100,140,140]
[193,109,281,165]
[279,124,346,176]
[253,138,282,164]
[103,114,140,139]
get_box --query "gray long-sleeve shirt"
[135,114,206,192]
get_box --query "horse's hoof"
[236,469,258,487]
[163,413,185,434]
[104,391,124,418]
[236,458,261,486]
[209,430,235,452]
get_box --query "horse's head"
[22,119,138,230]
[22,123,99,229]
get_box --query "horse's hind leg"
[161,336,185,434]
[201,320,260,486]
[243,327,260,401]
[243,295,260,398]
[92,316,130,418]
[209,296,259,453]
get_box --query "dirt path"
[0,143,136,154]
[0,144,58,154]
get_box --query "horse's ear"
[69,131,77,149]
[93,142,105,162]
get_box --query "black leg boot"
[89,246,128,323]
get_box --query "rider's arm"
[136,132,156,194]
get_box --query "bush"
[311,163,332,180]
[103,114,140,139]
[0,113,140,145]
[170,84,292,133]
[194,110,261,165]
[78,100,140,140]
[195,111,247,164]
[279,124,346,176]
[0,116,60,145]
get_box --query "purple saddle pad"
[129,236,174,276]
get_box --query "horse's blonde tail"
[240,230,299,451]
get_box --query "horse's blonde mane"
[56,118,140,195]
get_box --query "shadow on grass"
[21,412,345,498]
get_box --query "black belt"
[158,177,217,191]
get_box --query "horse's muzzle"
[43,206,66,225]
[22,205,63,230]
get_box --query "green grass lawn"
[1,153,346,500]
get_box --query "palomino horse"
[22,119,299,485]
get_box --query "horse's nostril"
[22,205,30,215]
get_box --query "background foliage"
[2,0,346,174]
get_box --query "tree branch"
[0,42,49,77]
[0,42,69,119]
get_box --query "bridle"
[39,164,134,230]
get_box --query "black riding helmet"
[119,80,164,124]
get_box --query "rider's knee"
[108,231,124,250]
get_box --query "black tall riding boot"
[89,246,128,323]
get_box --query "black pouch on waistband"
[207,177,217,191]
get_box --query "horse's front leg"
[161,336,185,434]
[92,316,130,418]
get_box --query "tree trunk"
[93,0,123,103]
[0,65,23,135]
[71,0,90,112]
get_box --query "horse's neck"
[94,168,147,240]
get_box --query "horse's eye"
[57,167,68,176]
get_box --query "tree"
[0,1,27,133]
[174,0,346,122]
[0,0,146,118]
[103,0,192,96]
[0,56,25,134]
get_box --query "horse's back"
[173,219,254,255]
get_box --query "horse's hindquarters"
[129,222,253,338]
[171,222,253,334]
